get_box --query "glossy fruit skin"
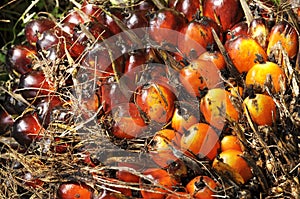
[243,94,277,126]
[267,21,299,60]
[116,162,141,183]
[171,102,199,134]
[25,18,56,46]
[245,61,286,93]
[180,123,220,160]
[57,182,93,199]
[179,59,221,97]
[36,96,63,127]
[225,35,267,73]
[249,18,269,49]
[212,149,253,183]
[149,8,187,46]
[200,88,239,130]
[18,70,54,100]
[6,45,36,75]
[226,21,248,40]
[221,135,242,152]
[111,102,146,139]
[169,0,200,21]
[0,106,14,135]
[140,168,178,199]
[23,172,44,188]
[203,0,244,31]
[198,51,226,70]
[178,17,222,59]
[12,113,44,147]
[148,129,182,168]
[135,83,176,124]
[186,176,217,199]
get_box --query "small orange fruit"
[186,176,217,199]
[57,182,93,199]
[243,93,277,126]
[180,123,220,160]
[200,88,239,130]
[245,61,286,93]
[212,149,252,184]
[198,51,226,70]
[221,135,242,152]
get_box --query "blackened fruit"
[12,113,44,147]
[0,106,14,135]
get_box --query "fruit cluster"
[1,0,300,198]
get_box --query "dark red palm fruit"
[124,49,148,74]
[226,21,249,40]
[111,102,147,139]
[148,8,187,46]
[94,7,123,35]
[249,17,269,49]
[198,50,226,70]
[178,16,222,59]
[2,93,28,115]
[100,78,130,113]
[25,18,56,46]
[35,96,63,127]
[6,45,36,75]
[179,59,221,97]
[18,70,54,100]
[57,182,93,199]
[51,137,69,153]
[116,162,141,183]
[36,27,73,60]
[82,42,124,78]
[80,93,100,119]
[135,83,176,124]
[11,112,44,147]
[171,101,199,134]
[62,10,86,25]
[0,106,14,135]
[140,168,179,199]
[225,35,267,73]
[148,129,181,168]
[267,21,299,60]
[203,0,244,31]
[49,104,74,125]
[169,0,201,21]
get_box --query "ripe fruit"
[198,51,226,70]
[135,83,176,124]
[212,149,253,184]
[149,8,187,46]
[267,21,299,60]
[18,70,54,100]
[225,35,267,73]
[148,129,181,168]
[245,61,286,93]
[203,0,244,30]
[116,162,141,183]
[178,17,222,59]
[226,21,248,40]
[221,135,242,152]
[249,18,269,49]
[169,0,200,21]
[171,102,199,134]
[166,191,190,199]
[25,18,56,46]
[111,102,146,139]
[12,113,44,146]
[186,176,217,199]
[243,93,277,126]
[200,88,239,130]
[140,168,178,199]
[57,182,93,199]
[6,45,36,75]
[180,123,220,160]
[179,59,221,97]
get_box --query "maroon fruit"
[169,0,201,21]
[0,106,14,135]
